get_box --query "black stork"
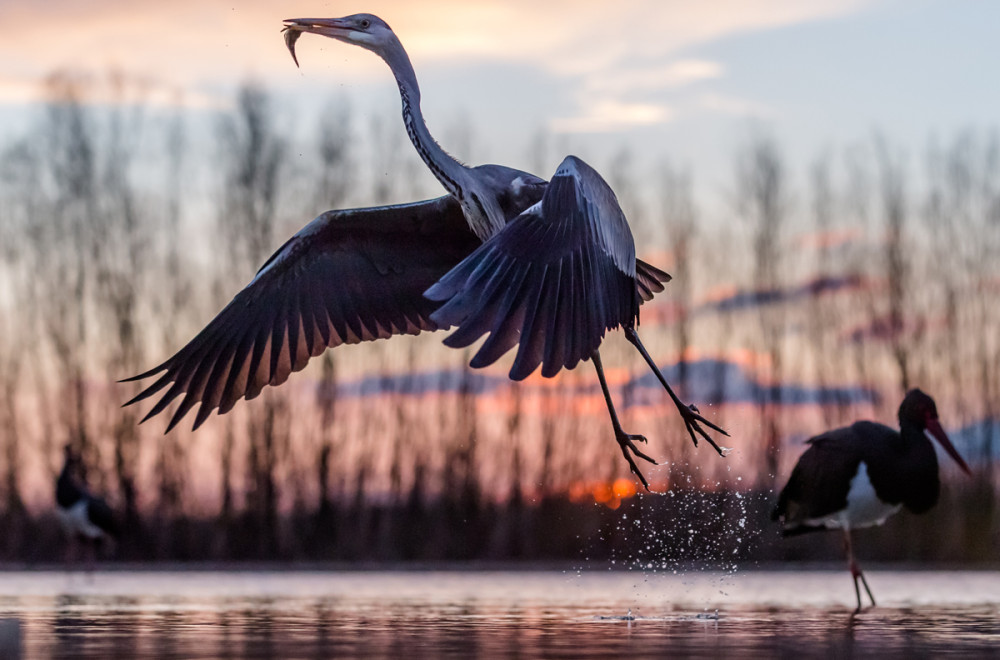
[772,389,971,612]
[55,446,117,565]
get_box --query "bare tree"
[90,70,155,555]
[313,98,353,209]
[367,112,403,205]
[218,82,288,272]
[842,143,879,416]
[607,147,642,455]
[313,353,339,547]
[36,73,100,474]
[805,153,842,426]
[152,100,191,535]
[2,58,995,562]
[875,135,914,394]
[659,161,697,393]
[735,134,789,484]
[217,80,289,556]
[608,147,645,245]
[0,203,28,555]
[0,345,26,557]
[0,137,44,550]
[924,130,1000,474]
[309,97,354,550]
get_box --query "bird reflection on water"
[1,571,997,658]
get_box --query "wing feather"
[464,262,532,367]
[124,195,482,431]
[428,156,641,380]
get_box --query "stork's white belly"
[56,500,105,540]
[808,462,902,530]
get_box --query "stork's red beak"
[926,417,972,475]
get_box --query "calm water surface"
[0,570,998,658]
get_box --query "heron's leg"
[843,528,875,612]
[624,327,729,455]
[591,350,657,490]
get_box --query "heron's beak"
[282,18,356,68]
[925,417,972,475]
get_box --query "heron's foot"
[676,402,729,456]
[614,428,657,490]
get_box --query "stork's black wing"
[772,426,872,535]
[87,495,118,538]
[123,195,480,432]
[426,155,658,380]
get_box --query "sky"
[1,0,999,206]
[3,0,996,508]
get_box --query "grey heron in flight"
[124,13,727,488]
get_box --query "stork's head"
[899,388,971,475]
[282,14,397,67]
[61,444,81,471]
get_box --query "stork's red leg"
[844,528,876,612]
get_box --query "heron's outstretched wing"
[427,155,661,380]
[123,195,479,432]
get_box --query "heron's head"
[282,14,396,67]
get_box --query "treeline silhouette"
[0,71,996,564]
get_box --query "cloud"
[697,92,774,117]
[696,275,866,313]
[312,353,880,410]
[551,58,723,131]
[582,59,723,96]
[0,0,878,142]
[0,0,879,89]
[550,99,672,133]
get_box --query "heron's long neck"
[383,46,490,232]
[385,49,463,191]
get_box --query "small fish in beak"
[282,26,302,67]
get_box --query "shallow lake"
[0,569,997,658]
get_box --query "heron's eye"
[360,19,370,29]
